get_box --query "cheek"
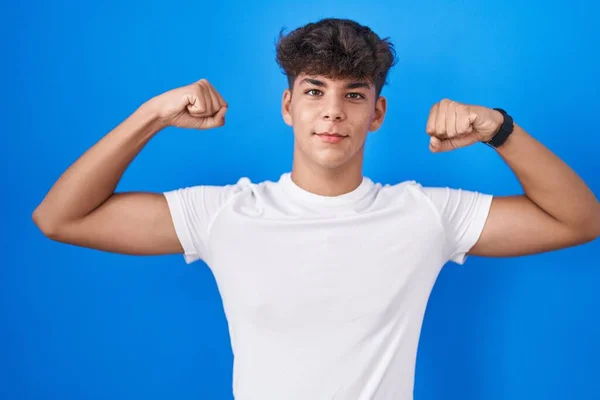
[359,105,375,121]
[351,108,374,130]
[295,104,319,124]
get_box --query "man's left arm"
[426,99,600,258]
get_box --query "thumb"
[207,106,227,127]
[429,136,456,152]
[468,111,478,125]
[429,133,479,152]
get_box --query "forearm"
[495,123,600,232]
[33,103,165,229]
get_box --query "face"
[282,73,387,170]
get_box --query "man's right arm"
[32,79,228,256]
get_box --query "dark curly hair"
[275,18,397,97]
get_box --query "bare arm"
[425,99,600,258]
[32,105,183,255]
[469,124,600,257]
[32,79,228,255]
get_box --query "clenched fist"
[425,99,504,152]
[146,79,228,130]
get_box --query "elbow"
[581,210,600,243]
[32,207,61,239]
[587,224,600,242]
[582,229,600,244]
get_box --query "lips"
[315,132,347,144]
[315,132,347,137]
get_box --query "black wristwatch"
[484,108,514,148]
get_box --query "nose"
[320,97,346,121]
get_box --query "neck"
[290,147,365,197]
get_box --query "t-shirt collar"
[279,172,374,207]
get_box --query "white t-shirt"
[163,172,493,400]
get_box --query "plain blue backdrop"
[3,0,599,399]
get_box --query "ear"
[282,89,293,127]
[369,96,387,132]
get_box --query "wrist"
[494,123,525,153]
[483,108,514,149]
[137,100,169,131]
[123,103,167,144]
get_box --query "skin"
[282,73,386,197]
[425,99,600,256]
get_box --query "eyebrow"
[299,78,371,90]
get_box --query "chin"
[313,156,349,169]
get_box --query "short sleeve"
[422,186,493,265]
[163,181,245,264]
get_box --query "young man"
[33,18,600,400]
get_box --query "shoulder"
[166,176,260,196]
[380,179,491,204]
[376,179,435,203]
[376,179,492,220]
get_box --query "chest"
[208,205,446,330]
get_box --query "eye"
[305,89,323,96]
[346,93,365,100]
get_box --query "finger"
[204,106,227,129]
[425,103,438,136]
[187,80,209,116]
[429,136,451,152]
[430,137,455,152]
[198,80,213,116]
[205,80,228,108]
[467,107,478,131]
[186,89,205,117]
[205,82,222,115]
[430,132,480,152]
[447,102,457,138]
[174,112,205,129]
[435,100,448,137]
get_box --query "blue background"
[3,0,599,399]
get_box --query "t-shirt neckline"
[279,172,374,207]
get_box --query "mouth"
[314,132,348,144]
